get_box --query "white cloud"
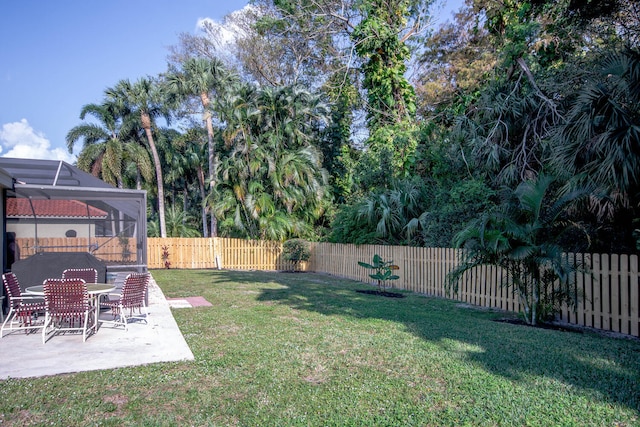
[194,5,260,74]
[195,5,257,48]
[0,119,75,162]
[196,17,238,45]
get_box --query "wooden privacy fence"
[148,238,639,338]
[147,237,297,271]
[310,243,639,337]
[16,237,136,263]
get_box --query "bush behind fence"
[148,238,639,338]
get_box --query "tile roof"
[6,198,108,219]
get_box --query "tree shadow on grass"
[228,270,640,414]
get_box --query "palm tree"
[67,101,154,191]
[551,48,640,214]
[164,127,210,236]
[351,178,427,245]
[256,85,330,152]
[210,83,331,240]
[447,175,590,325]
[216,82,260,153]
[213,139,295,240]
[165,58,235,236]
[122,142,155,191]
[106,78,169,238]
[360,192,407,243]
[66,101,130,188]
[270,146,329,234]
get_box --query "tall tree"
[165,127,210,237]
[106,78,170,238]
[165,58,236,236]
[416,1,496,122]
[321,72,359,200]
[239,0,354,88]
[66,100,154,191]
[66,101,127,188]
[448,0,626,187]
[351,0,432,181]
[353,0,417,128]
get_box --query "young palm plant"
[358,254,400,293]
[447,175,590,325]
[164,205,201,238]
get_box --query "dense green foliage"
[66,0,640,251]
[352,0,420,178]
[211,84,332,240]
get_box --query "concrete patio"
[0,275,194,379]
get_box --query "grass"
[1,269,639,426]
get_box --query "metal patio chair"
[100,273,150,331]
[42,278,96,343]
[1,272,46,337]
[62,268,98,283]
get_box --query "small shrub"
[118,233,132,262]
[161,245,171,269]
[358,254,400,292]
[282,239,311,271]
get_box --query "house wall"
[7,222,95,239]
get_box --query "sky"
[0,1,463,163]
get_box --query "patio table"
[25,283,115,296]
[26,283,115,329]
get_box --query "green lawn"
[1,269,639,426]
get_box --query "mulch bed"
[355,289,405,298]
[493,317,584,333]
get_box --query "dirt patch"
[166,296,212,308]
[103,394,129,416]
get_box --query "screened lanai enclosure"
[0,158,147,290]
